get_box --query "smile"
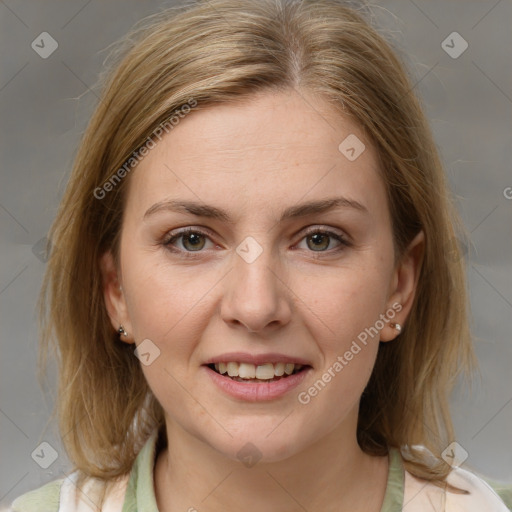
[208,362,306,382]
[203,362,312,401]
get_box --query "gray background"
[1,0,511,506]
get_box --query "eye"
[162,226,350,258]
[297,227,350,253]
[163,227,215,254]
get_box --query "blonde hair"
[39,0,475,489]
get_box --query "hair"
[39,0,476,493]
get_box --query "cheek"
[297,263,391,351]
[292,261,391,404]
[122,252,221,353]
[292,274,386,434]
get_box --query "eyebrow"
[143,196,368,223]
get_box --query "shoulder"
[6,472,130,512]
[479,475,512,511]
[6,430,158,512]
[8,478,63,512]
[403,464,512,511]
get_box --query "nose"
[220,249,292,334]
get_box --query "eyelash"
[162,226,350,259]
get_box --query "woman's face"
[103,89,421,463]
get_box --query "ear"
[99,250,134,344]
[380,230,425,342]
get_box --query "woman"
[7,0,512,510]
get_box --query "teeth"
[255,363,274,380]
[284,363,295,375]
[212,361,305,379]
[274,362,285,376]
[239,363,256,379]
[227,362,239,377]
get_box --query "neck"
[154,414,389,512]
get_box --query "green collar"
[122,429,160,512]
[122,430,404,511]
[381,447,405,510]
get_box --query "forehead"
[125,90,386,221]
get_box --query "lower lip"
[202,365,312,402]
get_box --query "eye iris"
[183,232,205,251]
[307,233,329,251]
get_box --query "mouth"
[205,362,310,383]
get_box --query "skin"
[101,88,424,512]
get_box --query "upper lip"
[203,352,312,367]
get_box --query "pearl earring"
[390,323,402,333]
[118,325,128,337]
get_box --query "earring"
[390,323,402,333]
[118,325,128,337]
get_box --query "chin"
[203,421,308,465]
